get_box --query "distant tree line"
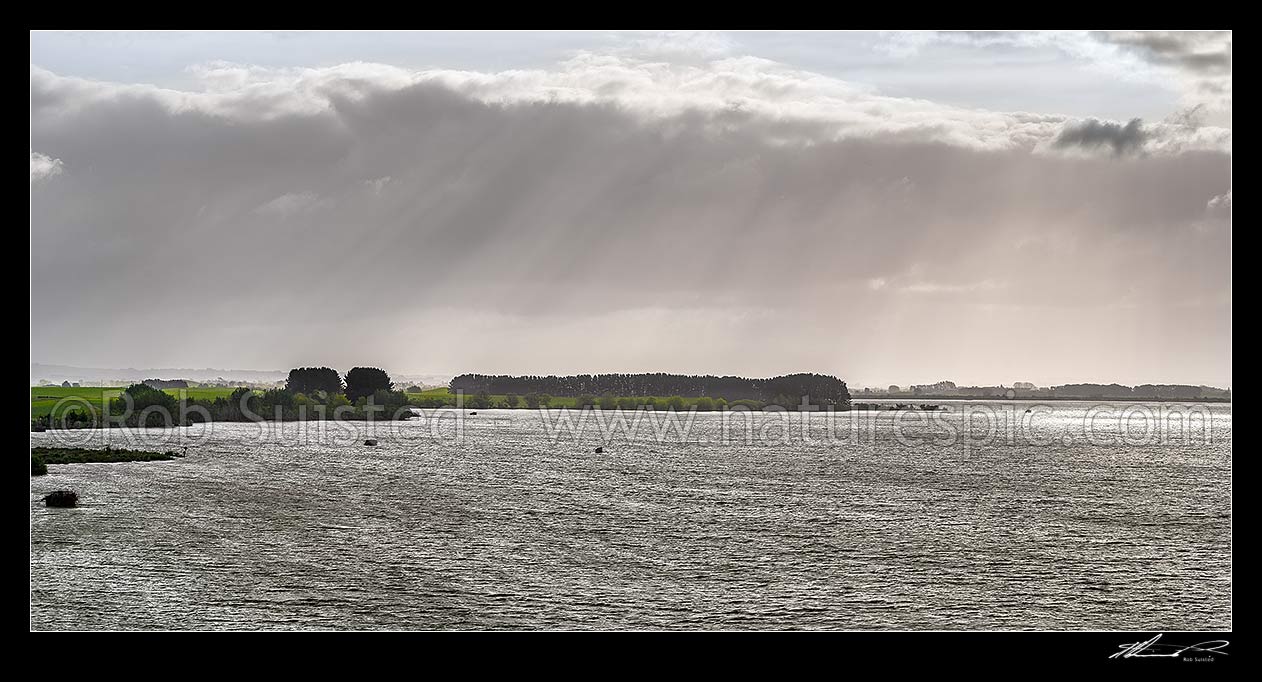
[449,372,851,406]
[1049,383,1230,400]
[892,382,1230,400]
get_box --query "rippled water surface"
[30,403,1231,630]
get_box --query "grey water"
[30,403,1232,630]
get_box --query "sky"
[30,30,1232,388]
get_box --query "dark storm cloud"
[1053,118,1149,156]
[1097,31,1232,74]
[28,65,1231,383]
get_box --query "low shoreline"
[859,396,1232,403]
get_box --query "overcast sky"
[30,30,1231,387]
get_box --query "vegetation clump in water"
[42,490,78,507]
[31,446,180,465]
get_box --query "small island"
[31,446,181,476]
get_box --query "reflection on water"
[30,404,1231,630]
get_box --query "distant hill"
[30,363,288,386]
[391,373,456,390]
[863,381,1230,401]
[31,363,454,389]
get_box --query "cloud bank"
[29,56,1231,385]
[33,53,1231,156]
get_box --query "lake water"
[30,402,1232,630]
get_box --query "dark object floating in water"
[469,411,477,416]
[364,439,378,446]
[595,446,604,454]
[42,490,78,508]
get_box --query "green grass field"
[404,388,453,398]
[30,385,242,417]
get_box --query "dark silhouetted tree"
[286,367,342,396]
[344,367,392,402]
